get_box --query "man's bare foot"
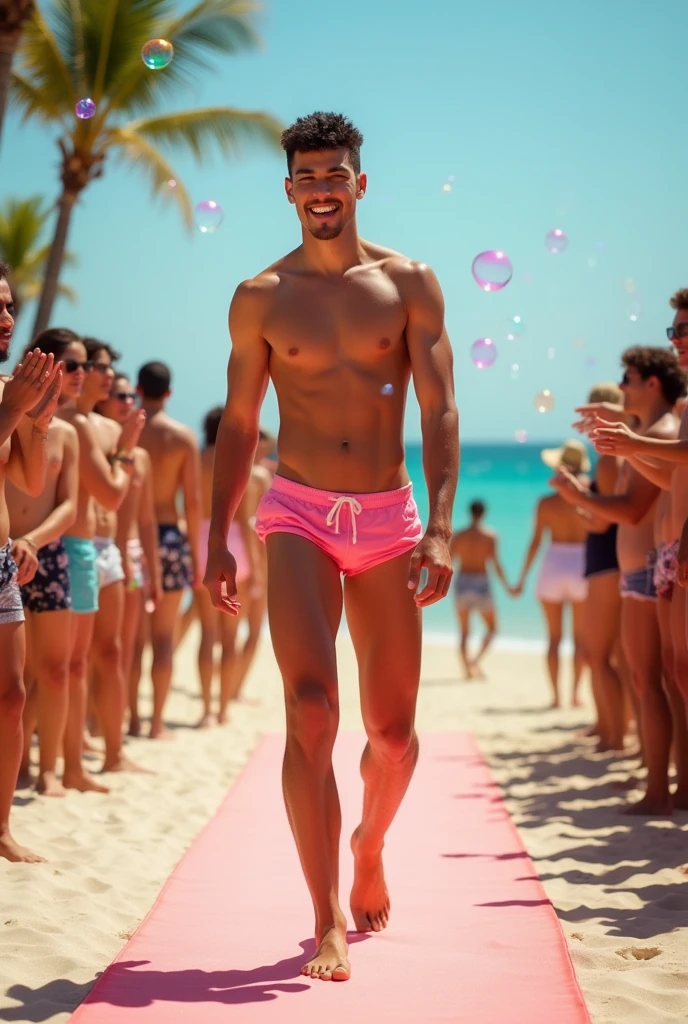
[101,753,152,774]
[350,827,390,933]
[149,722,174,740]
[622,793,673,816]
[198,712,217,729]
[471,662,487,681]
[217,709,229,725]
[0,829,45,864]
[83,734,104,754]
[127,717,142,738]
[63,770,110,794]
[301,922,350,981]
[36,771,66,798]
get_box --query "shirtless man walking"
[0,261,63,861]
[204,112,458,981]
[554,347,684,814]
[450,500,512,679]
[137,361,201,738]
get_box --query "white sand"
[2,629,688,1022]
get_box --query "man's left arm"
[403,261,459,606]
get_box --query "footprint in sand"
[615,946,662,961]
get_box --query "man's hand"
[26,363,63,431]
[590,418,645,457]
[204,544,241,615]
[549,467,586,504]
[573,401,625,436]
[2,351,57,416]
[12,538,38,586]
[677,519,688,589]
[118,408,146,453]
[408,532,452,607]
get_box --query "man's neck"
[638,398,673,432]
[300,220,367,275]
[76,393,97,416]
[141,399,164,416]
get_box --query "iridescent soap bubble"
[141,38,174,69]
[447,175,455,183]
[545,228,568,254]
[442,183,452,193]
[534,389,555,413]
[195,200,224,233]
[471,250,513,292]
[624,277,638,295]
[505,315,525,341]
[75,97,96,119]
[628,301,641,323]
[381,383,393,396]
[470,338,497,369]
[510,362,520,380]
[514,429,528,444]
[166,178,177,190]
[573,337,586,349]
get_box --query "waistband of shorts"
[127,537,143,551]
[457,571,489,582]
[547,542,585,553]
[63,535,96,554]
[659,539,680,556]
[269,474,414,509]
[93,535,116,548]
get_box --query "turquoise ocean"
[405,440,582,646]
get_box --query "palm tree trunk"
[31,190,77,340]
[0,31,19,153]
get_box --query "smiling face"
[285,147,366,241]
[97,375,135,424]
[83,347,115,404]
[0,278,15,363]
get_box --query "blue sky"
[1,0,686,442]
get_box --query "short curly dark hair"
[281,112,363,177]
[622,345,687,405]
[670,288,688,312]
[83,336,121,363]
[0,260,10,283]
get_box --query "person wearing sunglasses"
[53,333,144,788]
[553,345,685,815]
[95,373,161,738]
[8,330,83,801]
[0,264,63,864]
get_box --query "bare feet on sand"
[622,793,673,816]
[350,827,390,933]
[101,753,152,774]
[36,771,66,798]
[127,717,141,738]
[63,770,110,794]
[149,722,174,740]
[197,713,217,729]
[301,919,350,981]
[0,828,45,864]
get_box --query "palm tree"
[0,195,76,320]
[11,0,283,338]
[0,0,34,150]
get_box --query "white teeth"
[311,205,337,214]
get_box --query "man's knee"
[285,679,338,749]
[0,675,26,723]
[151,634,174,667]
[366,718,416,763]
[96,638,122,673]
[548,637,562,655]
[38,658,68,692]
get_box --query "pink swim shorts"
[254,475,423,576]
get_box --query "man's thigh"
[265,533,342,692]
[621,597,661,685]
[0,620,26,697]
[343,550,422,729]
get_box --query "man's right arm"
[208,279,271,553]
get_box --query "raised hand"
[590,418,644,456]
[119,408,146,452]
[11,538,38,586]
[27,363,64,430]
[407,532,453,607]
[573,400,625,436]
[549,467,585,504]
[2,351,57,416]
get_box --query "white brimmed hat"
[541,438,591,473]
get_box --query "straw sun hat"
[540,438,591,474]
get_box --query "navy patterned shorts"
[0,542,24,624]
[158,524,193,592]
[21,538,72,613]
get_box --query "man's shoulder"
[233,255,295,304]
[645,411,679,441]
[155,414,197,450]
[50,416,78,442]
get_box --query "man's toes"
[332,964,350,981]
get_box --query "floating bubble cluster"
[75,98,96,119]
[471,251,513,292]
[470,338,497,369]
[505,315,524,341]
[514,429,528,444]
[141,38,174,69]
[195,200,224,233]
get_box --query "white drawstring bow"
[326,495,362,545]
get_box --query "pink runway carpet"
[70,732,589,1023]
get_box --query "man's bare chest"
[264,276,408,369]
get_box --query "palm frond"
[123,106,282,163]
[14,4,78,108]
[106,0,262,115]
[56,282,78,302]
[108,125,194,229]
[10,71,68,124]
